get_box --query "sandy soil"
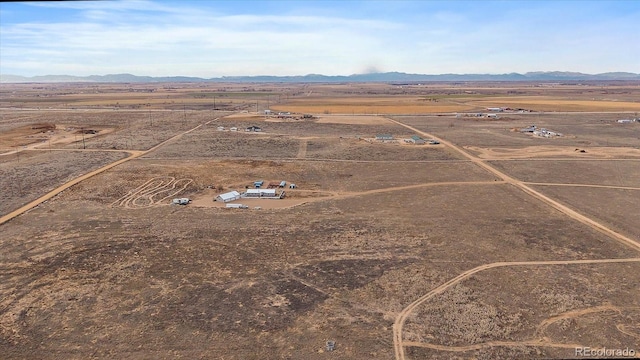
[190,188,330,209]
[314,115,391,125]
[2,82,640,360]
[466,145,640,160]
[0,123,114,154]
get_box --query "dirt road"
[392,258,640,360]
[386,117,640,359]
[0,119,214,226]
[386,118,640,253]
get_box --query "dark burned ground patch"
[292,258,417,291]
[162,276,328,334]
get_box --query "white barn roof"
[217,191,241,202]
[246,189,276,195]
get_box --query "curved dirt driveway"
[386,117,640,360]
[392,258,640,360]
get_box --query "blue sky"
[1,1,638,77]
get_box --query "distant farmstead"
[375,134,394,141]
[246,126,262,132]
[407,135,425,144]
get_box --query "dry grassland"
[1,81,639,360]
[0,150,128,216]
[488,160,640,187]
[530,186,640,239]
[1,180,632,360]
[314,115,390,125]
[271,96,475,114]
[405,262,640,359]
[397,113,640,148]
[469,146,640,160]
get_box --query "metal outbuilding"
[216,191,241,203]
[244,189,277,197]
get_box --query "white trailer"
[226,203,248,209]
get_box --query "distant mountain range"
[1,71,639,83]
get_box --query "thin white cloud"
[1,1,638,76]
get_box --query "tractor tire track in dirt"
[111,177,193,208]
[0,119,214,226]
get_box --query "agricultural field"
[1,81,639,359]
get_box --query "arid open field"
[1,81,639,359]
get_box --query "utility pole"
[81,129,86,149]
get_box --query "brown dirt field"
[0,150,128,217]
[530,186,640,239]
[488,160,640,187]
[56,159,497,203]
[213,116,407,138]
[2,82,640,359]
[470,146,640,160]
[314,114,391,125]
[142,117,450,161]
[404,263,640,359]
[191,194,312,210]
[467,96,640,112]
[1,181,633,360]
[270,96,476,114]
[0,109,223,151]
[304,138,458,161]
[0,123,115,154]
[396,113,640,148]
